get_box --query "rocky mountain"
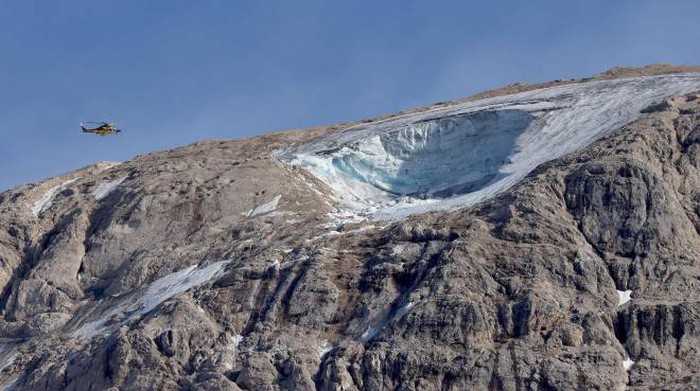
[1,65,700,390]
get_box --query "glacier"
[330,110,533,197]
[280,73,700,219]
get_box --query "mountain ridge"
[0,65,699,390]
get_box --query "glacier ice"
[73,260,230,339]
[32,178,80,216]
[330,110,533,197]
[280,73,700,219]
[93,176,127,200]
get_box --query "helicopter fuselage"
[80,123,121,135]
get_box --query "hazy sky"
[2,0,700,190]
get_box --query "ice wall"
[331,110,533,197]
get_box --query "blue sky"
[2,0,700,190]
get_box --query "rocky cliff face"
[1,65,700,390]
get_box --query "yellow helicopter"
[80,122,121,135]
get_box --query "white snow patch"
[246,195,282,217]
[318,340,332,359]
[93,176,127,200]
[280,74,700,219]
[73,260,230,339]
[316,208,382,236]
[305,230,342,243]
[395,301,417,319]
[223,334,244,370]
[327,208,371,226]
[232,334,244,350]
[623,355,635,371]
[387,300,421,328]
[618,290,632,306]
[622,345,635,371]
[32,178,80,216]
[359,322,382,342]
